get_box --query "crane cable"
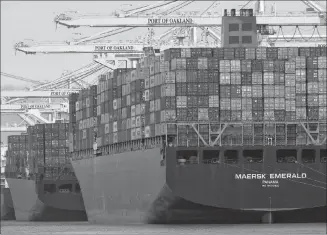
[200,1,218,16]
[33,62,100,90]
[162,1,194,15]
[160,1,192,15]
[133,0,179,15]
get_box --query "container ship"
[1,145,15,220]
[67,10,327,224]
[5,122,87,221]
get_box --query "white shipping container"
[131,105,136,116]
[176,96,187,108]
[113,121,118,132]
[264,85,275,98]
[318,56,327,69]
[97,105,101,116]
[176,70,187,83]
[198,108,209,121]
[263,72,274,84]
[145,77,150,89]
[275,98,285,109]
[318,69,327,82]
[252,85,263,97]
[231,98,242,110]
[295,69,306,82]
[296,108,307,120]
[285,74,296,86]
[319,107,327,119]
[285,99,296,111]
[144,126,151,138]
[82,130,87,139]
[198,58,208,70]
[220,73,231,84]
[161,84,176,97]
[105,124,110,134]
[242,98,252,109]
[264,98,275,110]
[285,87,296,99]
[155,123,161,136]
[230,60,241,72]
[242,111,252,121]
[181,48,191,58]
[150,112,155,124]
[219,60,231,73]
[252,72,263,84]
[131,129,136,140]
[231,73,241,84]
[264,111,275,121]
[135,116,141,127]
[126,118,131,129]
[274,85,285,97]
[307,94,319,106]
[135,128,142,139]
[163,71,176,84]
[242,86,252,98]
[307,82,319,93]
[319,94,327,106]
[155,99,161,111]
[160,110,176,122]
[135,104,141,116]
[220,98,231,110]
[296,83,306,93]
[295,56,306,69]
[149,101,155,112]
[319,82,327,93]
[143,90,149,101]
[171,58,187,70]
[209,95,219,108]
[149,76,155,88]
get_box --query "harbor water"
[1,221,326,235]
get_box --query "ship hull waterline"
[6,178,87,221]
[1,188,16,220]
[71,147,326,224]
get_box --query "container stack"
[73,86,98,151]
[7,135,28,177]
[68,46,327,152]
[26,123,70,179]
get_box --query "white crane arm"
[56,15,326,27]
[1,72,43,85]
[1,103,67,112]
[1,126,27,132]
[302,0,326,13]
[15,43,144,54]
[1,90,77,98]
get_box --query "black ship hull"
[71,146,326,224]
[6,178,87,221]
[1,187,15,220]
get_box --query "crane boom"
[15,34,327,54]
[55,15,326,28]
[1,103,67,112]
[15,43,144,54]
[1,72,43,85]
[1,90,76,98]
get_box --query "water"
[1,222,326,235]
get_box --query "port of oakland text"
[235,173,307,180]
[148,18,193,25]
[94,45,134,52]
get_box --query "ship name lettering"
[235,174,266,180]
[269,173,307,179]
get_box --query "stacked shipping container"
[6,135,28,178]
[27,123,71,179]
[68,47,327,154]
